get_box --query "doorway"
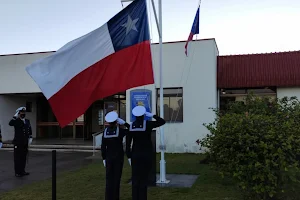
[84,92,126,140]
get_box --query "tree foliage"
[199,94,300,199]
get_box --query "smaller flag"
[185,7,200,56]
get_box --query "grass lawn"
[0,154,242,200]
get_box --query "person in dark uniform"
[126,106,166,200]
[101,111,129,200]
[9,107,33,177]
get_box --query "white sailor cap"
[16,107,26,113]
[132,106,146,117]
[105,111,118,123]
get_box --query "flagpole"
[157,0,168,184]
[121,0,168,184]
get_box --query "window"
[156,88,183,122]
[77,114,84,122]
[220,87,276,96]
[219,87,277,111]
[119,100,126,121]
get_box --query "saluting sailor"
[9,107,33,177]
[101,111,129,200]
[126,106,166,200]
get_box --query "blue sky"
[0,0,299,55]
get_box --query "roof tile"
[217,51,300,88]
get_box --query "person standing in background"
[9,107,33,177]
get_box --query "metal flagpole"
[120,0,169,184]
[150,0,161,38]
[157,0,168,184]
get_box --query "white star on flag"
[121,15,139,35]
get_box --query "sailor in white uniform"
[101,111,129,200]
[126,106,166,200]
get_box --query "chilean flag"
[26,0,154,127]
[185,7,200,56]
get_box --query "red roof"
[217,51,300,88]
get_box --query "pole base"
[156,179,170,184]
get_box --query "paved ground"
[4,138,93,146]
[0,150,93,194]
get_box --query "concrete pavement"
[0,150,93,194]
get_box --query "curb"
[1,144,99,149]
[0,148,100,153]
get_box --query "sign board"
[130,89,152,122]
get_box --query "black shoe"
[22,172,30,176]
[15,173,24,177]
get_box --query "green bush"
[199,94,300,199]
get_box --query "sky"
[0,0,299,55]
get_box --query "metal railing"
[92,131,103,156]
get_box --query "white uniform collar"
[104,127,119,138]
[129,120,146,131]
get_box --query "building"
[1,38,299,153]
[218,51,300,109]
[0,39,218,153]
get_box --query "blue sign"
[130,89,152,122]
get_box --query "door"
[84,105,93,139]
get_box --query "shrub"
[199,94,300,199]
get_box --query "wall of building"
[126,39,219,153]
[0,52,52,94]
[0,94,37,142]
[277,88,300,99]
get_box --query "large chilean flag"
[26,0,154,127]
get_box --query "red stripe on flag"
[185,32,194,55]
[48,41,154,127]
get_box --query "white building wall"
[0,52,52,94]
[126,39,219,153]
[277,88,300,100]
[0,95,37,142]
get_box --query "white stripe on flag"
[26,23,115,99]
